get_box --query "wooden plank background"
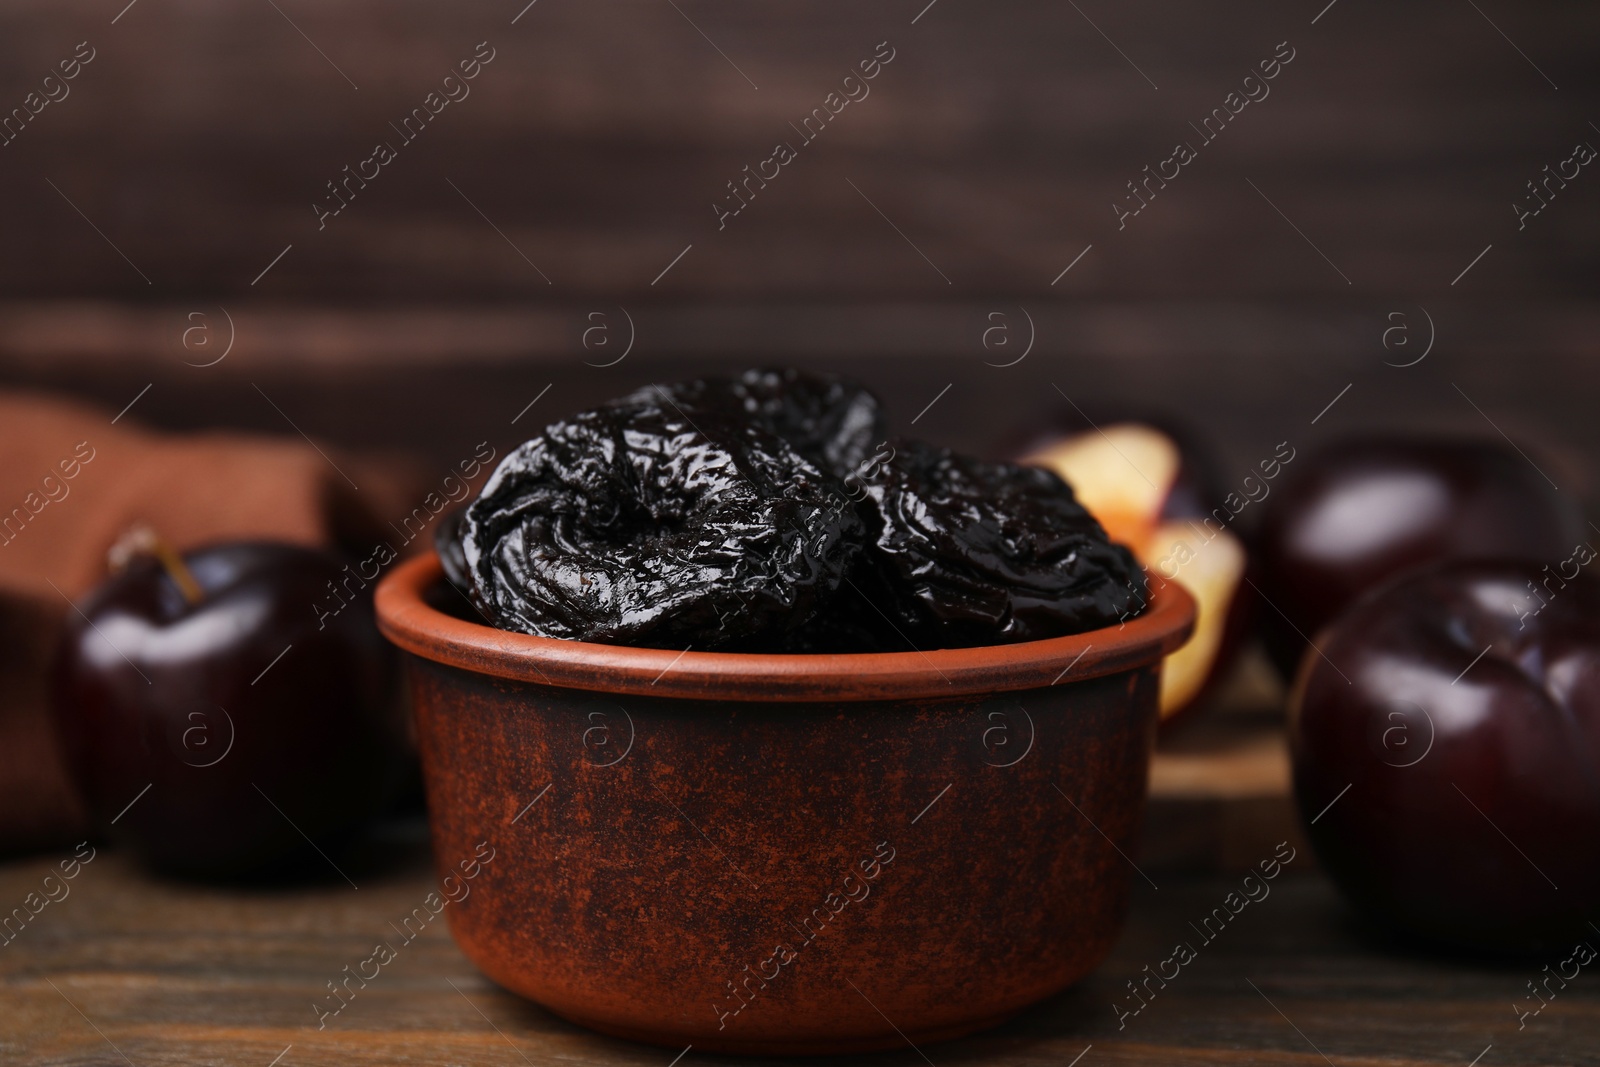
[0,0,1596,500]
[0,0,1595,300]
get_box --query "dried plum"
[646,368,886,479]
[857,440,1146,645]
[724,368,886,477]
[461,388,863,650]
[455,372,1147,653]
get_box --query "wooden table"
[5,818,1594,1067]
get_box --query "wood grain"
[1144,651,1306,876]
[0,1,1593,301]
[3,833,1594,1065]
[1,0,1596,513]
[0,302,1596,519]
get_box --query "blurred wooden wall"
[0,0,1595,498]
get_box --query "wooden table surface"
[4,821,1595,1067]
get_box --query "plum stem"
[108,524,204,605]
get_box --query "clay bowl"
[376,554,1194,1056]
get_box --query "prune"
[456,373,1146,653]
[857,440,1146,645]
[649,368,886,478]
[777,579,908,653]
[461,388,863,650]
[722,368,885,477]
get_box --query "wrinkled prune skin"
[461,389,863,650]
[456,372,1146,652]
[775,577,907,653]
[653,368,886,479]
[726,368,885,477]
[858,440,1146,646]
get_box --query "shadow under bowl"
[375,554,1194,1056]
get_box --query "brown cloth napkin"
[0,390,427,855]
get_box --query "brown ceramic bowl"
[376,555,1194,1056]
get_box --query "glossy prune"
[461,388,863,650]
[650,368,886,478]
[723,368,886,477]
[459,372,1146,652]
[858,440,1146,645]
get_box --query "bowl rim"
[375,553,1195,702]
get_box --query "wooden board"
[3,834,1593,1066]
[1145,649,1306,876]
[0,1,1596,303]
[3,305,1598,520]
